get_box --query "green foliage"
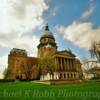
[3,68,10,79]
[39,56,55,75]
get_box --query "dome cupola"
[37,24,57,58]
[40,24,55,41]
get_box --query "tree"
[20,62,32,80]
[89,41,100,63]
[39,56,55,76]
[3,67,10,79]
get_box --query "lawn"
[0,81,100,100]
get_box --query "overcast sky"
[0,0,100,78]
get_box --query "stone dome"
[40,24,55,40]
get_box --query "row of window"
[59,73,79,79]
[41,38,55,44]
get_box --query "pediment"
[56,50,75,57]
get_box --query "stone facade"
[6,48,39,80]
[6,24,82,80]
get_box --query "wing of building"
[6,24,83,80]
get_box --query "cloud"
[57,21,100,49]
[0,0,48,50]
[49,6,60,16]
[0,0,48,33]
[0,34,39,51]
[0,55,8,79]
[81,0,95,19]
[56,0,99,50]
[0,55,7,68]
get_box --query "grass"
[0,81,100,100]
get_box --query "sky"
[0,0,100,78]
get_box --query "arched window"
[67,73,69,79]
[74,73,76,78]
[60,73,62,79]
[64,73,66,79]
[71,73,73,78]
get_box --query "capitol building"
[6,24,82,81]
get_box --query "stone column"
[62,58,64,71]
[62,73,64,79]
[66,58,69,71]
[57,57,59,71]
[70,59,72,71]
[72,73,74,79]
[64,58,66,71]
[66,72,67,79]
[68,59,70,71]
[73,59,76,71]
[71,59,73,71]
[69,59,72,71]
[66,59,68,71]
[60,57,63,71]
[69,59,71,71]
[55,57,57,71]
[58,57,61,71]
[60,58,62,71]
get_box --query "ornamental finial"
[44,23,49,31]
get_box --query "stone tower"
[37,24,57,58]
